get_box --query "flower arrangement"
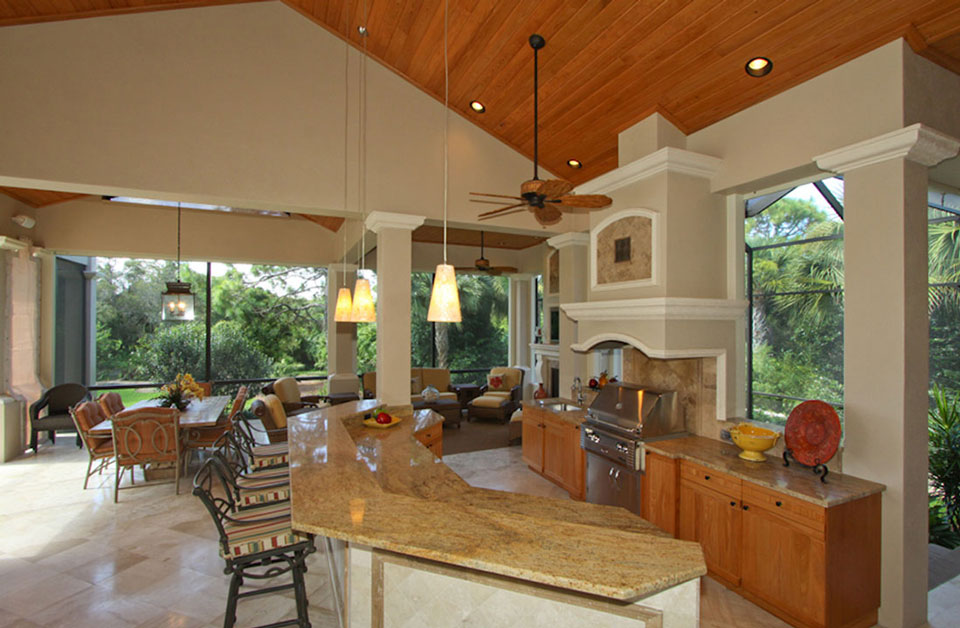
[156,373,206,411]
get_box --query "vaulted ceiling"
[2,0,960,190]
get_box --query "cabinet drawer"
[680,461,741,498]
[742,483,824,534]
[415,423,442,447]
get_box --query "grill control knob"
[589,434,600,443]
[616,443,629,454]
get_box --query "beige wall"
[0,2,578,235]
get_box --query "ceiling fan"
[470,34,612,227]
[455,231,518,276]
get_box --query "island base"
[340,543,700,627]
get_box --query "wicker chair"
[193,459,313,628]
[467,367,525,423]
[247,395,289,444]
[182,386,248,472]
[69,401,114,489]
[29,383,90,452]
[110,407,183,502]
[260,377,322,414]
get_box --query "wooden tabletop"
[90,395,230,435]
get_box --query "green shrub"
[929,385,960,542]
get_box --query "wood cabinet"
[414,422,443,458]
[640,452,679,536]
[668,459,880,628]
[677,462,742,586]
[521,404,585,499]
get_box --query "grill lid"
[587,382,682,437]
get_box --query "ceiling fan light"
[745,57,772,77]
[334,287,354,322]
[351,278,376,322]
[470,100,486,113]
[567,159,582,169]
[427,264,462,323]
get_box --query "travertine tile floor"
[1,440,957,627]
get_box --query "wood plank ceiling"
[2,0,960,188]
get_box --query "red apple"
[588,378,599,389]
[375,411,392,424]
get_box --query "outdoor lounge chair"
[29,383,90,452]
[467,367,525,423]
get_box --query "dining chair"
[97,392,125,417]
[182,385,248,473]
[110,407,183,503]
[221,424,289,472]
[69,400,114,489]
[192,459,313,628]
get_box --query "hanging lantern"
[334,286,354,322]
[351,277,376,322]
[161,281,195,321]
[427,264,461,322]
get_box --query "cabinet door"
[678,480,742,586]
[641,452,678,536]
[542,417,566,486]
[742,505,826,627]
[521,414,544,472]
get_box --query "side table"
[451,383,482,411]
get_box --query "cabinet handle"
[704,475,711,480]
[742,505,750,511]
[729,501,736,507]
[775,501,782,507]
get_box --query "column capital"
[814,123,960,173]
[364,211,425,233]
[546,232,589,249]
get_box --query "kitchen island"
[288,400,706,628]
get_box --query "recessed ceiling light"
[567,159,582,169]
[469,100,486,113]
[745,57,772,77]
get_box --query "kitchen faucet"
[572,377,584,406]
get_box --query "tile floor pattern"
[0,439,956,627]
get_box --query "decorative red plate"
[784,400,841,467]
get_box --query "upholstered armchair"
[260,377,322,413]
[29,383,90,452]
[467,367,525,423]
[247,394,290,443]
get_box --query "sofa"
[362,368,458,404]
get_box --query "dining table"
[89,395,231,436]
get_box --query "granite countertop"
[644,435,885,507]
[288,400,705,601]
[523,398,587,428]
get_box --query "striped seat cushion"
[237,468,289,487]
[239,485,291,507]
[221,503,308,558]
[237,470,290,506]
[250,443,288,468]
[252,443,288,456]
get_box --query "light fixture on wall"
[333,23,354,323]
[350,3,376,323]
[161,203,196,321]
[11,214,35,229]
[427,0,462,323]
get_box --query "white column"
[83,258,97,386]
[508,274,533,399]
[816,124,960,628]
[365,212,425,406]
[546,233,589,400]
[326,263,359,396]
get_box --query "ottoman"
[413,398,462,428]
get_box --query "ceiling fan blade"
[470,192,523,200]
[533,205,563,226]
[479,208,527,221]
[470,199,523,206]
[478,203,526,218]
[539,179,575,198]
[553,194,613,209]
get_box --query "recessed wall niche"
[591,209,657,290]
[547,250,559,294]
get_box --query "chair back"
[487,367,524,392]
[70,401,111,450]
[97,392,125,417]
[193,459,236,556]
[362,372,377,398]
[197,381,213,397]
[225,386,248,425]
[111,407,180,467]
[272,378,300,405]
[43,383,90,414]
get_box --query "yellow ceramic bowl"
[730,424,780,462]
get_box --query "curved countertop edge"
[644,435,885,508]
[288,400,707,602]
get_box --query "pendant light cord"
[176,202,182,282]
[359,0,368,273]
[343,15,350,284]
[442,0,449,264]
[533,43,539,181]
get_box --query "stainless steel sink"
[539,401,581,413]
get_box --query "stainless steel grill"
[581,382,686,514]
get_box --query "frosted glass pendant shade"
[427,264,462,322]
[351,278,376,322]
[334,287,354,322]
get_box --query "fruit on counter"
[598,371,608,388]
[588,378,599,389]
[610,377,618,383]
[375,411,392,424]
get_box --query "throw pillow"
[488,374,506,391]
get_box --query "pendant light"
[333,24,354,323]
[427,0,462,323]
[161,202,196,321]
[350,2,376,323]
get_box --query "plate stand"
[783,448,829,483]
